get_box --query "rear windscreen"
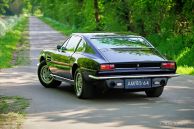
[90,37,152,49]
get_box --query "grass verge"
[177,66,194,75]
[39,16,194,75]
[12,19,30,66]
[0,16,29,68]
[0,96,29,129]
[39,17,75,36]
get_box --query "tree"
[94,0,100,30]
[0,0,11,15]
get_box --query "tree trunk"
[174,0,184,14]
[94,0,100,30]
[121,0,132,31]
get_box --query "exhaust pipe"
[160,80,166,86]
[110,81,116,88]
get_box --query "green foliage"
[27,0,194,75]
[31,0,193,37]
[0,0,24,15]
[0,96,29,114]
[177,66,194,75]
[0,16,28,68]
[176,45,194,67]
[103,1,127,32]
[81,0,96,31]
[40,17,76,35]
[0,0,11,14]
[147,31,194,65]
[0,16,20,36]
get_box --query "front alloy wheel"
[40,65,53,84]
[38,60,61,88]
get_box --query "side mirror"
[57,45,67,52]
[57,45,62,50]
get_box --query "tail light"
[100,64,115,71]
[161,62,176,69]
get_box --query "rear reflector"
[100,64,115,71]
[161,62,175,69]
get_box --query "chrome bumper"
[89,74,179,80]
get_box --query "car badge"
[137,64,140,68]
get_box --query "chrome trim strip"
[50,74,74,82]
[89,74,179,80]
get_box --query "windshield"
[90,37,152,49]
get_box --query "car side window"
[65,36,81,52]
[76,39,95,54]
[84,42,95,54]
[76,39,85,52]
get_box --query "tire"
[74,68,94,99]
[145,86,164,97]
[38,60,61,88]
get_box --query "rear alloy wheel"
[74,69,94,99]
[75,72,83,97]
[145,86,164,97]
[38,60,61,88]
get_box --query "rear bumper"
[89,74,179,89]
[89,74,179,80]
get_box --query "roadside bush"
[0,16,28,68]
[0,16,20,36]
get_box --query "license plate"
[125,78,151,89]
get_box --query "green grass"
[40,16,194,76]
[12,22,30,66]
[40,17,76,36]
[0,17,29,68]
[177,66,194,75]
[0,96,29,129]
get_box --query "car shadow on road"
[1,68,194,129]
[57,83,151,102]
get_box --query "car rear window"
[90,37,152,49]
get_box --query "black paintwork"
[39,33,176,84]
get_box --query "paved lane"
[0,17,194,129]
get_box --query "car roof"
[72,33,142,39]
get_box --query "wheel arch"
[72,63,79,79]
[40,56,46,62]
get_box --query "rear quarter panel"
[72,52,106,80]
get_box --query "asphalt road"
[0,17,194,129]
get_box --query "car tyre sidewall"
[74,68,94,99]
[38,60,61,88]
[145,86,164,97]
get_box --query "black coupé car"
[37,33,179,99]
